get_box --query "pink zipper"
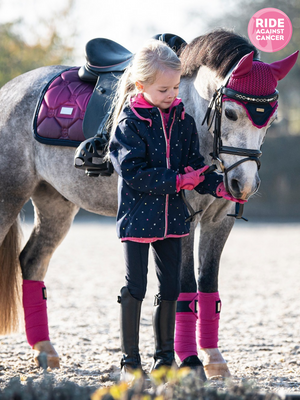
[158,109,176,238]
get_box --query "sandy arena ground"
[0,218,300,394]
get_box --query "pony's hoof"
[33,340,60,369]
[204,363,231,380]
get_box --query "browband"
[221,87,279,104]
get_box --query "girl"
[109,39,240,379]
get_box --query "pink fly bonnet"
[223,51,299,128]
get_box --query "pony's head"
[180,30,298,201]
[219,50,298,200]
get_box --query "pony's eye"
[225,108,237,121]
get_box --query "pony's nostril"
[230,179,241,197]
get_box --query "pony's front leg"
[197,212,234,379]
[20,182,79,369]
[175,221,206,382]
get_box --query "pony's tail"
[0,218,22,334]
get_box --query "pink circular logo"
[248,8,293,52]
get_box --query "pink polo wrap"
[197,291,221,349]
[174,292,198,361]
[22,280,50,347]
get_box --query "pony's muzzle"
[227,169,261,200]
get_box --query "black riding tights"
[122,238,182,302]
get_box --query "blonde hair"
[108,39,181,141]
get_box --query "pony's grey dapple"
[0,29,297,376]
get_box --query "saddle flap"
[82,71,122,139]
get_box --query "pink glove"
[176,165,210,192]
[216,182,247,204]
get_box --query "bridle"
[201,62,279,220]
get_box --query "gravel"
[1,219,299,394]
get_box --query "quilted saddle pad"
[33,68,94,147]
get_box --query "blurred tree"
[191,0,300,136]
[0,0,76,88]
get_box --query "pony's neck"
[180,66,222,165]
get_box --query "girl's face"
[138,68,181,111]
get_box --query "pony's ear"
[269,51,299,81]
[232,51,254,78]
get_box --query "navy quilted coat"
[109,100,223,242]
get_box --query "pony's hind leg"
[20,181,79,369]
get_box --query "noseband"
[201,64,279,220]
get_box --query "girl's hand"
[216,182,247,204]
[176,165,209,191]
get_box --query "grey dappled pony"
[0,29,297,378]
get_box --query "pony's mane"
[179,29,259,79]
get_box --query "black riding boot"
[118,286,142,380]
[151,294,177,371]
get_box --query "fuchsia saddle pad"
[33,68,94,147]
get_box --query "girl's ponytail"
[109,67,136,140]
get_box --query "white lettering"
[256,35,284,41]
[255,18,285,28]
[256,18,263,27]
[256,28,284,34]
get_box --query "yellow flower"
[150,366,169,383]
[90,387,109,400]
[91,382,129,400]
[109,382,129,399]
[177,367,191,379]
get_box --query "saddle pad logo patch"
[60,106,74,116]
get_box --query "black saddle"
[78,38,133,82]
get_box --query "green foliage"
[0,0,76,88]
